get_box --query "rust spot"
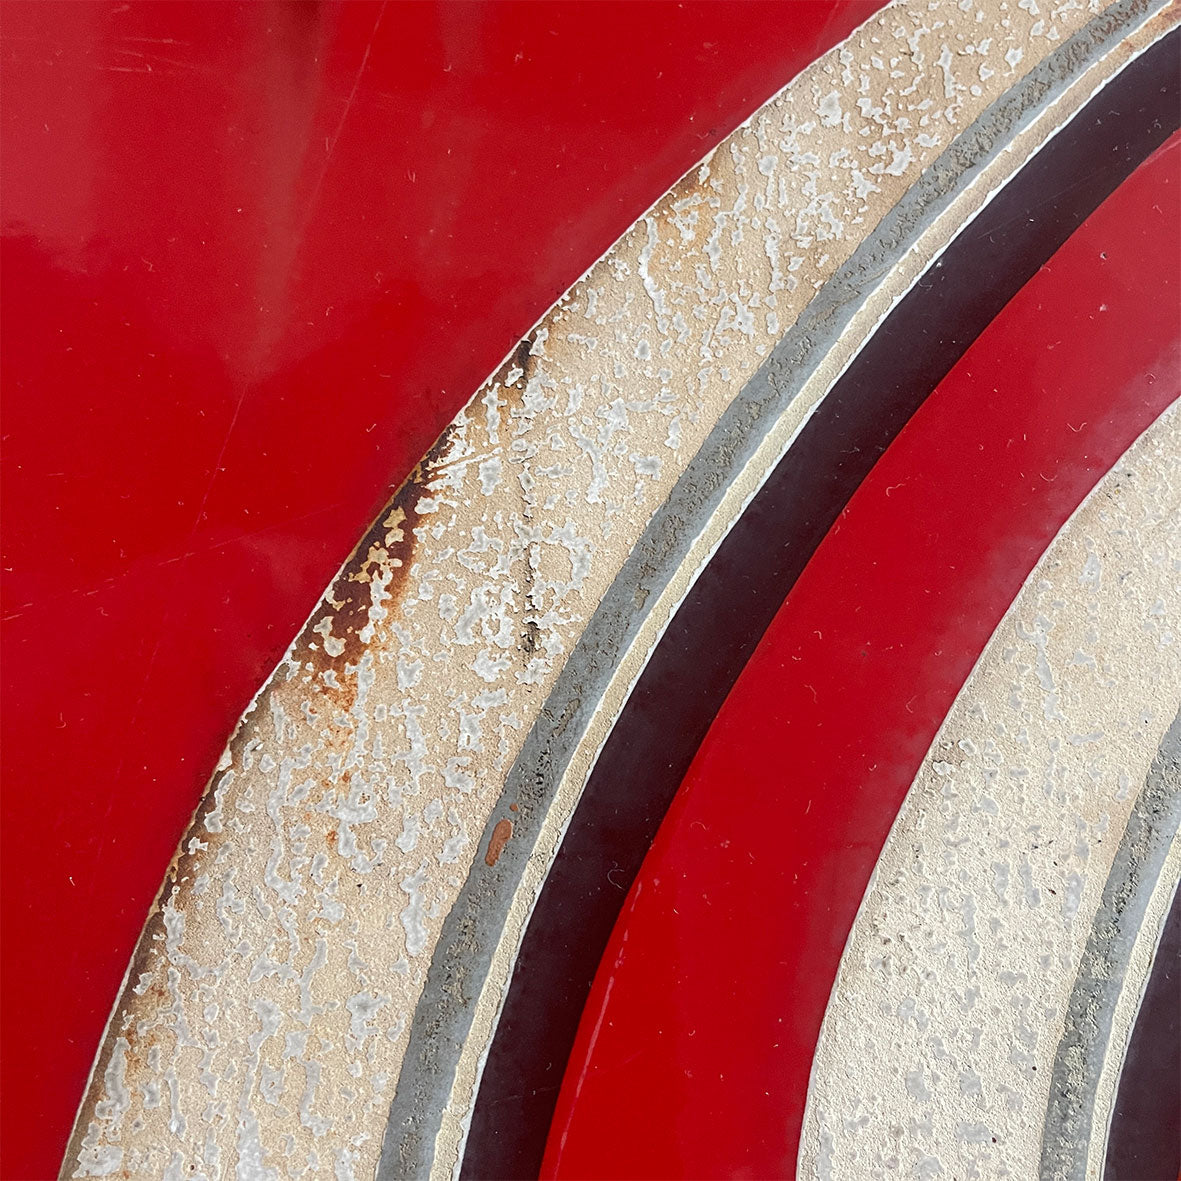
[294,424,458,702]
[484,819,513,867]
[511,336,533,380]
[325,828,337,850]
[669,155,713,202]
[508,802,518,813]
[499,335,535,390]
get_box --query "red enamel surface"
[0,4,883,1177]
[544,134,1181,1180]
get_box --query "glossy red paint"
[544,134,1181,1180]
[0,3,883,1176]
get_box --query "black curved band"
[1105,883,1180,1181]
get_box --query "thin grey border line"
[378,2,1169,1174]
[1039,711,1181,1181]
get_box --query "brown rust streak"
[294,424,461,710]
[65,336,545,1177]
[297,332,540,698]
[61,422,467,1177]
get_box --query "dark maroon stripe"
[1105,882,1181,1181]
[463,31,1181,1181]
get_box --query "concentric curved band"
[66,1,1179,1178]
[386,7,1178,1177]
[461,27,1181,1180]
[535,134,1180,1181]
[800,406,1180,1180]
[1039,716,1181,1181]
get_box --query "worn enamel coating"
[1,5,879,1175]
[541,125,1180,1180]
[802,409,1180,1180]
[66,1,1172,1177]
[393,7,1179,1178]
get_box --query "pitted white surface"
[800,406,1180,1181]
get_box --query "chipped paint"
[393,7,1177,1178]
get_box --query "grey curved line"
[1039,711,1181,1181]
[377,2,1168,1175]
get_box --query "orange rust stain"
[73,345,546,1167]
[484,818,513,867]
[295,342,546,705]
[496,335,535,391]
[67,336,553,1170]
[508,802,518,812]
[667,161,711,205]
[295,424,458,698]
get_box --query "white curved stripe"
[800,403,1181,1180]
[428,15,1177,1178]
